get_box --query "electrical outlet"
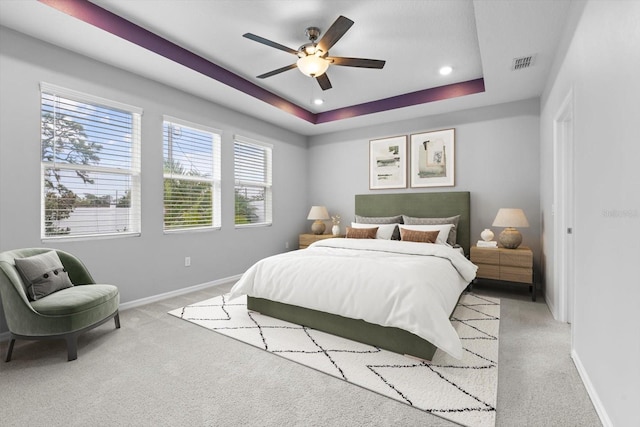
[285,241,289,249]
[184,256,191,267]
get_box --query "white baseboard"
[571,349,613,427]
[118,274,242,311]
[0,275,242,343]
[546,297,558,321]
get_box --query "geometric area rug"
[169,293,500,427]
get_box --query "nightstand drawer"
[476,264,500,280]
[500,266,532,283]
[501,251,532,268]
[470,247,499,265]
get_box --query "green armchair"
[0,248,120,361]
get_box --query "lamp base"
[311,220,326,235]
[498,227,522,249]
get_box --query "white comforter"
[228,238,478,359]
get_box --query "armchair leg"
[66,336,78,361]
[4,310,119,362]
[5,338,15,362]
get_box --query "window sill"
[163,226,221,235]
[41,232,141,243]
[235,222,272,229]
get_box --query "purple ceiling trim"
[38,0,485,127]
[315,78,485,124]
[38,0,316,123]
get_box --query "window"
[163,117,221,231]
[234,136,272,226]
[40,83,141,239]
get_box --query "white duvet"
[228,238,478,359]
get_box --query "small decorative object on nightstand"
[331,214,341,236]
[480,228,494,241]
[476,239,497,248]
[307,206,329,235]
[492,208,529,249]
[478,228,497,248]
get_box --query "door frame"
[553,90,575,326]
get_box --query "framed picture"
[369,135,407,190]
[410,128,455,188]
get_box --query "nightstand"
[299,234,344,249]
[470,245,535,301]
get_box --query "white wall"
[308,98,541,269]
[0,28,309,332]
[540,1,640,425]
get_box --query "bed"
[229,191,475,360]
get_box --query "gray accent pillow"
[354,215,403,240]
[402,215,461,246]
[14,251,73,301]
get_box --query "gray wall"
[307,98,541,273]
[539,1,640,425]
[0,28,309,332]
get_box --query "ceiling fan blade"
[317,16,354,53]
[256,63,298,79]
[316,73,332,91]
[327,57,386,69]
[243,33,298,55]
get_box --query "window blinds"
[234,136,272,226]
[163,117,221,231]
[40,83,141,239]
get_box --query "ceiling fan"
[243,15,386,91]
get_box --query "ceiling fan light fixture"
[303,43,318,56]
[244,16,383,89]
[297,54,330,77]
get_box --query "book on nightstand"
[476,240,498,248]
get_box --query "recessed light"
[313,98,324,105]
[439,66,453,76]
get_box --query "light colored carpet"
[0,283,602,426]
[170,293,500,427]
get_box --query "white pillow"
[399,224,453,245]
[350,222,399,240]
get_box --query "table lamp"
[492,208,529,249]
[307,206,329,235]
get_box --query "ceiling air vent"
[512,55,535,70]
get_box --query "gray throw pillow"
[354,215,403,240]
[402,215,461,246]
[14,251,73,301]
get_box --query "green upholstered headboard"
[355,191,471,255]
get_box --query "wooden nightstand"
[470,245,535,301]
[299,234,344,249]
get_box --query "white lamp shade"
[307,206,330,220]
[297,55,330,77]
[492,208,530,228]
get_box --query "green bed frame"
[248,191,471,361]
